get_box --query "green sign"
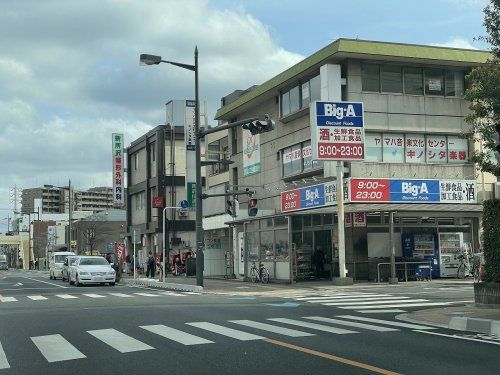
[187,182,196,209]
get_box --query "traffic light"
[242,117,275,135]
[226,200,237,218]
[248,198,258,217]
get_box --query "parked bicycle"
[457,252,480,281]
[249,262,270,284]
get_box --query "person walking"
[146,251,155,278]
[313,245,325,279]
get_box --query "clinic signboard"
[112,133,124,207]
[310,101,365,161]
[185,100,197,209]
[349,178,477,204]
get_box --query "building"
[21,185,115,215]
[125,119,206,271]
[214,38,490,283]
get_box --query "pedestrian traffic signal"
[242,117,275,135]
[226,200,237,218]
[248,198,258,217]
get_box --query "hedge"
[482,199,500,283]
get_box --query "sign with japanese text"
[350,178,477,204]
[281,181,338,212]
[112,133,124,207]
[404,134,425,163]
[446,136,468,164]
[185,100,196,208]
[152,196,164,209]
[310,101,365,161]
[426,135,447,164]
[243,129,261,176]
[353,212,367,227]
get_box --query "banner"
[185,100,196,208]
[112,133,124,207]
[243,129,261,176]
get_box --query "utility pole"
[68,179,72,252]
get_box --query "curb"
[124,278,203,293]
[395,313,449,329]
[448,316,500,336]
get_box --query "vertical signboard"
[185,100,197,209]
[310,101,365,161]
[242,129,261,176]
[112,133,124,207]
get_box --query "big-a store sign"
[310,101,365,161]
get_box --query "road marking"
[264,339,401,375]
[82,294,106,298]
[31,334,86,362]
[304,294,391,302]
[140,325,214,345]
[183,292,201,295]
[304,316,399,332]
[21,276,67,288]
[186,322,265,341]
[336,316,435,330]
[230,320,315,337]
[108,293,134,298]
[341,302,452,309]
[267,318,357,334]
[323,298,419,306]
[413,330,500,346]
[320,296,411,304]
[27,295,48,301]
[56,294,78,299]
[161,291,187,296]
[0,297,17,302]
[134,292,160,297]
[0,341,10,369]
[87,329,154,353]
[294,294,358,300]
[358,310,406,314]
[13,282,23,286]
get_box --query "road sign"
[180,199,190,209]
[70,240,77,249]
[310,101,365,161]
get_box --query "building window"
[280,74,320,117]
[282,140,323,177]
[149,142,156,163]
[404,67,423,95]
[231,127,238,155]
[424,68,445,96]
[445,71,464,97]
[382,133,405,162]
[361,63,380,92]
[381,65,403,93]
[365,133,383,162]
[133,153,139,170]
[207,138,229,176]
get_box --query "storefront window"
[291,144,302,175]
[382,133,404,162]
[275,216,288,228]
[405,134,425,164]
[365,133,383,162]
[302,141,313,170]
[276,230,289,260]
[261,218,273,229]
[260,231,274,260]
[247,231,259,261]
[303,216,312,227]
[292,216,302,230]
[404,67,423,95]
[313,215,321,226]
[381,65,403,93]
[323,214,333,225]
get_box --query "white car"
[62,256,80,282]
[69,256,116,286]
[49,251,76,280]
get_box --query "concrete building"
[214,38,489,282]
[74,187,115,211]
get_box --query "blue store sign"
[389,179,440,202]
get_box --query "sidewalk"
[401,305,500,337]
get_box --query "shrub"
[482,199,500,283]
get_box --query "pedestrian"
[313,245,325,279]
[146,251,155,278]
[125,254,131,275]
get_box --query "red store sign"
[152,196,165,208]
[350,178,391,202]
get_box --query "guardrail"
[377,261,433,283]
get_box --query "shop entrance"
[314,229,332,279]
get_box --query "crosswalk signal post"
[248,198,258,217]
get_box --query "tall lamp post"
[140,48,204,287]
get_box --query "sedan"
[69,256,116,286]
[62,256,80,282]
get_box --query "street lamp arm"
[161,60,196,72]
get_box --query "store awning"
[226,203,483,224]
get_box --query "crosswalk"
[0,290,198,303]
[0,315,436,369]
[281,291,465,313]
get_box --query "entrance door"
[314,230,332,278]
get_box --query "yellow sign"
[70,240,77,248]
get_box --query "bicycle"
[249,262,270,284]
[457,253,475,279]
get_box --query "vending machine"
[402,233,440,278]
[438,232,464,278]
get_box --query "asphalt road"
[1,270,498,375]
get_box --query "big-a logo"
[401,182,429,196]
[305,187,320,202]
[324,103,357,119]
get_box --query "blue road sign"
[180,199,190,209]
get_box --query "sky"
[0,0,491,231]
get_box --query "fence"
[377,261,433,283]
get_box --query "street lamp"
[140,48,204,287]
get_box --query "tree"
[464,0,500,176]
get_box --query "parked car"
[49,251,75,280]
[69,256,116,286]
[61,256,80,282]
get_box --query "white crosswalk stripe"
[140,325,214,345]
[87,329,154,353]
[324,297,419,306]
[358,309,406,314]
[161,291,187,297]
[229,320,315,337]
[56,294,78,299]
[297,294,387,301]
[336,315,436,330]
[320,296,410,304]
[0,340,10,369]
[342,302,453,310]
[0,297,17,302]
[303,316,398,332]
[186,322,265,341]
[267,318,357,334]
[82,294,105,298]
[109,293,134,298]
[134,292,160,297]
[27,295,48,301]
[31,334,86,363]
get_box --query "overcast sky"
[0,0,490,231]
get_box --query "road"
[1,269,499,374]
